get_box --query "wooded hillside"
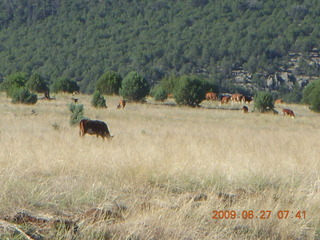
[0,0,319,93]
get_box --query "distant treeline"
[0,0,319,93]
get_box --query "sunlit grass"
[0,92,319,239]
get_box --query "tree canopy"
[174,76,206,107]
[96,71,122,95]
[302,79,320,112]
[26,73,49,93]
[120,71,150,102]
[51,77,79,93]
[0,0,319,93]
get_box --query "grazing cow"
[220,96,230,104]
[242,96,253,104]
[231,93,243,103]
[117,99,126,109]
[282,108,295,118]
[79,119,113,140]
[205,92,218,101]
[242,106,249,113]
[275,99,284,104]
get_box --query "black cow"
[242,105,249,113]
[79,119,113,140]
[242,96,253,104]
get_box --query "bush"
[26,73,49,93]
[302,80,320,104]
[69,103,85,125]
[52,77,80,93]
[91,91,107,108]
[254,91,274,112]
[0,72,28,97]
[11,88,38,104]
[96,71,122,95]
[303,80,320,112]
[119,71,150,102]
[150,85,167,102]
[174,76,206,107]
[309,86,320,112]
[158,76,179,95]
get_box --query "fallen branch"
[0,219,34,240]
[10,210,78,233]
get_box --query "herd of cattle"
[77,92,295,141]
[206,92,254,105]
[205,92,295,117]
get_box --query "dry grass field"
[0,92,320,239]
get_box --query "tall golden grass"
[0,92,319,239]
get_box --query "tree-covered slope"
[0,0,319,93]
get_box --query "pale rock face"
[266,75,275,89]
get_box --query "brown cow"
[117,99,126,109]
[220,96,230,104]
[205,92,218,101]
[79,119,113,140]
[282,108,295,118]
[275,99,284,104]
[231,93,243,103]
[242,106,249,113]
